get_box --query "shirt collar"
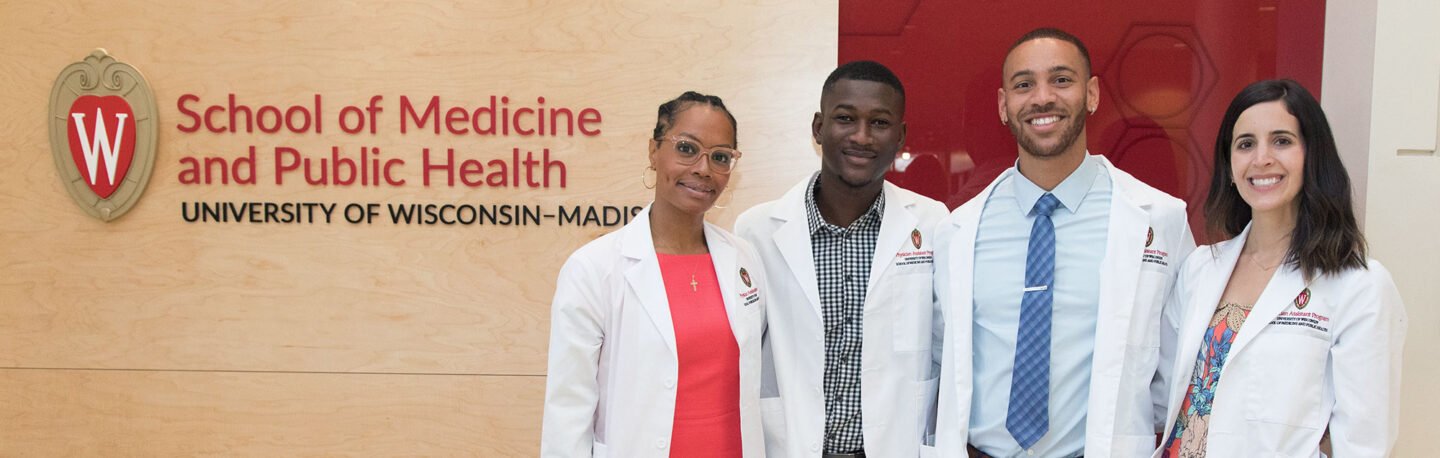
[804,171,886,233]
[1007,153,1102,215]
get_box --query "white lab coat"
[734,180,950,457]
[540,205,769,458]
[933,156,1196,457]
[1153,225,1406,457]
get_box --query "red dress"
[657,253,742,458]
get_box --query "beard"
[1009,105,1088,158]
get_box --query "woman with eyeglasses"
[541,91,767,457]
[1154,79,1406,457]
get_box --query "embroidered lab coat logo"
[1272,288,1328,332]
[1141,226,1168,267]
[911,228,922,249]
[738,267,760,306]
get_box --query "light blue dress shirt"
[970,155,1111,457]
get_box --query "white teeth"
[1250,176,1281,186]
[1029,116,1058,126]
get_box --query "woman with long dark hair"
[1155,79,1406,457]
[541,92,767,457]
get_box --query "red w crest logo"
[67,96,136,199]
[48,49,158,221]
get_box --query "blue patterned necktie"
[1007,193,1061,450]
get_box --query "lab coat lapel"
[1182,230,1246,357]
[1228,234,1308,359]
[1164,228,1246,430]
[945,179,994,374]
[705,224,747,344]
[621,206,677,357]
[1087,165,1149,438]
[867,183,918,297]
[772,182,823,319]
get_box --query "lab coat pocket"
[735,302,765,347]
[1132,270,1173,343]
[917,375,940,447]
[1244,331,1328,429]
[760,397,788,456]
[591,440,608,458]
[890,277,934,352]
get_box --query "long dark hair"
[652,91,736,146]
[1205,79,1366,279]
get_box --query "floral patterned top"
[1160,301,1254,458]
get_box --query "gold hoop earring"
[641,166,656,189]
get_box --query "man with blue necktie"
[930,28,1196,458]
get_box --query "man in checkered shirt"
[736,60,951,458]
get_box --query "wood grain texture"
[0,0,835,453]
[0,0,832,372]
[0,369,542,455]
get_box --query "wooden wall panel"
[0,370,541,455]
[0,0,835,453]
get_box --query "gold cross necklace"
[689,275,698,292]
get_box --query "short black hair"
[652,91,737,147]
[821,60,906,107]
[1206,79,1367,279]
[1009,27,1092,76]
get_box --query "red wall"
[840,0,1325,241]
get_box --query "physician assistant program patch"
[739,267,760,306]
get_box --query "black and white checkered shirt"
[804,172,885,453]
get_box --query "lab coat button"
[656,439,667,449]
[665,378,676,389]
[810,441,820,451]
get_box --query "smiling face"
[1230,100,1304,222]
[999,37,1098,160]
[648,104,735,217]
[813,78,906,190]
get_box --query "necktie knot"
[1032,193,1061,217]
